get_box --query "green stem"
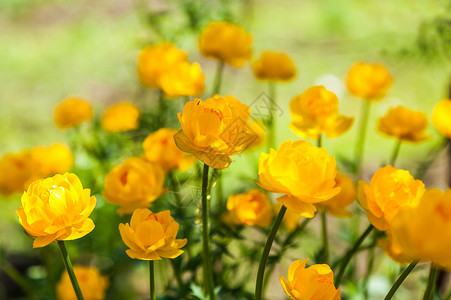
[364,237,376,298]
[255,205,287,300]
[212,61,224,95]
[158,89,166,127]
[423,264,440,300]
[214,169,223,209]
[317,133,323,148]
[266,82,277,152]
[335,224,374,287]
[354,100,371,176]
[390,139,402,166]
[149,261,156,300]
[321,211,329,264]
[384,260,419,300]
[57,241,84,300]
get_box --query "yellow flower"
[316,172,356,218]
[289,86,354,141]
[119,208,187,260]
[174,95,257,169]
[432,99,451,138]
[16,173,96,248]
[54,97,93,129]
[280,258,341,300]
[256,140,340,218]
[101,102,140,133]
[245,120,266,151]
[142,128,195,172]
[346,62,393,100]
[57,265,109,300]
[137,42,188,89]
[224,189,273,227]
[103,157,166,216]
[377,106,429,143]
[159,61,205,97]
[378,232,411,265]
[252,51,296,82]
[357,165,425,231]
[275,202,303,232]
[31,144,73,176]
[198,21,252,67]
[0,150,37,196]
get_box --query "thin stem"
[158,89,165,127]
[212,61,224,95]
[321,211,329,264]
[266,82,277,152]
[363,237,376,298]
[384,260,419,300]
[354,100,372,176]
[214,169,223,209]
[149,261,156,300]
[335,224,374,286]
[390,139,402,166]
[57,241,84,300]
[170,260,186,297]
[317,133,323,148]
[423,264,440,300]
[255,205,287,300]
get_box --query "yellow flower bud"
[31,144,73,176]
[101,102,140,133]
[15,173,96,248]
[198,21,252,67]
[54,97,93,129]
[103,158,166,216]
[289,86,354,141]
[252,51,296,82]
[159,61,205,97]
[358,165,425,231]
[225,189,273,227]
[119,208,187,260]
[346,62,392,100]
[432,99,451,138]
[280,258,341,300]
[0,150,37,196]
[57,265,109,300]
[316,172,356,218]
[256,140,340,218]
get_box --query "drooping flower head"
[101,101,140,133]
[252,51,296,82]
[432,99,451,138]
[346,62,392,100]
[159,61,205,97]
[57,265,109,300]
[54,97,93,129]
[316,172,356,218]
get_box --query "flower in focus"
[101,102,140,133]
[103,157,166,216]
[119,208,187,260]
[159,61,205,97]
[289,86,354,141]
[377,106,429,143]
[16,173,96,248]
[198,21,252,67]
[316,172,356,218]
[280,258,341,300]
[57,265,109,300]
[31,144,73,175]
[346,62,392,100]
[0,150,37,196]
[54,97,93,129]
[357,165,425,231]
[252,51,296,82]
[224,189,273,227]
[174,95,257,169]
[432,99,451,138]
[256,140,340,218]
[275,202,303,232]
[378,232,411,265]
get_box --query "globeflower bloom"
[31,144,73,176]
[316,172,356,218]
[103,158,166,216]
[357,165,425,231]
[0,150,37,196]
[224,189,273,227]
[119,208,187,260]
[256,140,340,218]
[289,86,354,141]
[57,265,109,300]
[198,21,252,67]
[280,258,341,300]
[377,106,429,143]
[101,102,140,133]
[159,61,205,97]
[54,97,93,129]
[432,99,451,138]
[346,62,392,100]
[252,51,296,82]
[16,173,96,248]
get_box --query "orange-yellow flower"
[378,232,411,265]
[16,173,96,248]
[159,61,205,97]
[289,86,354,141]
[103,157,166,216]
[252,51,296,82]
[0,150,37,196]
[275,202,303,232]
[346,62,392,100]
[101,102,140,133]
[119,208,187,260]
[245,120,266,151]
[357,165,425,231]
[224,189,273,227]
[54,97,93,129]
[174,95,257,169]
[256,140,340,218]
[377,106,429,143]
[432,99,451,138]
[57,265,109,300]
[280,258,341,300]
[31,144,73,176]
[316,172,356,218]
[198,21,252,67]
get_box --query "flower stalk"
[354,100,371,175]
[267,82,277,152]
[423,264,440,300]
[384,260,418,300]
[149,261,156,300]
[390,139,402,166]
[57,241,84,300]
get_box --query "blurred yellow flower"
[377,106,429,143]
[346,62,392,100]
[358,165,425,231]
[316,172,356,218]
[252,51,296,82]
[31,144,73,176]
[16,173,96,248]
[119,208,187,260]
[198,21,252,67]
[159,61,205,97]
[280,258,341,300]
[54,97,93,129]
[289,86,354,141]
[224,189,273,227]
[378,232,411,265]
[275,202,303,232]
[432,99,451,138]
[174,95,257,169]
[245,120,266,151]
[142,128,195,172]
[103,158,166,216]
[256,140,340,218]
[101,102,140,133]
[57,265,109,300]
[0,150,37,197]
